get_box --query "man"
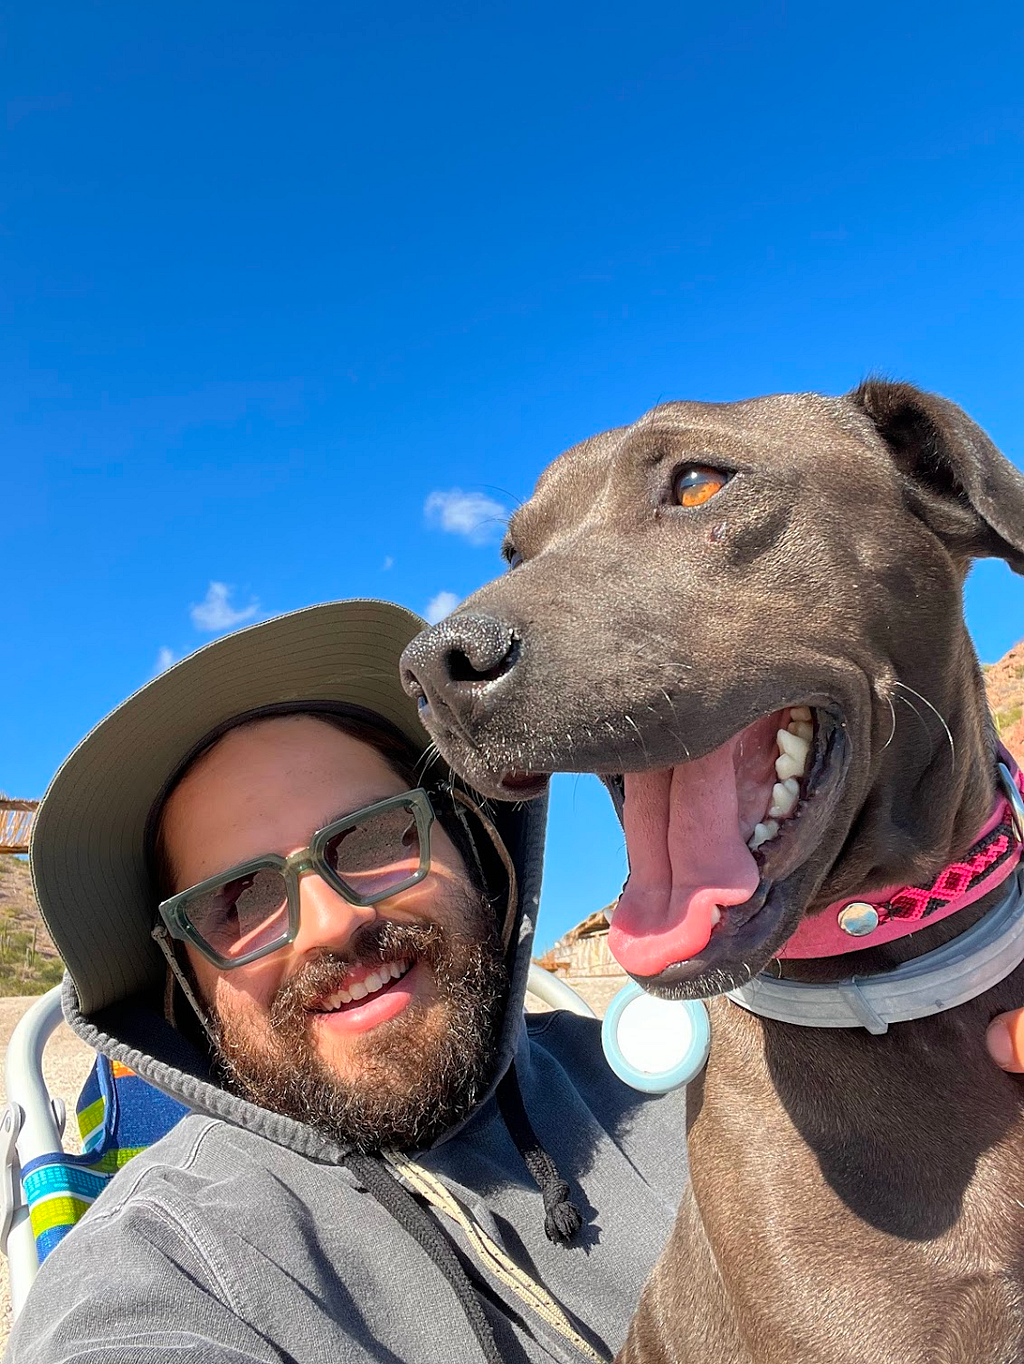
[9,600,687,1364]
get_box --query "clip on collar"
[778,756,1024,960]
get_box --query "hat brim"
[32,600,433,1014]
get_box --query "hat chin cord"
[152,923,215,1040]
[446,786,519,951]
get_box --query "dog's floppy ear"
[849,379,1024,574]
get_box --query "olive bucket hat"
[31,600,444,1016]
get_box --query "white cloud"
[154,646,176,675]
[424,590,460,624]
[382,555,394,571]
[424,488,506,546]
[190,582,260,633]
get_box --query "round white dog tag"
[601,981,711,1093]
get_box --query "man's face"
[160,715,508,1151]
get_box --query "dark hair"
[150,704,488,903]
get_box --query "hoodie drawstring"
[344,1150,511,1364]
[497,1065,583,1246]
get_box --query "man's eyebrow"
[320,793,404,828]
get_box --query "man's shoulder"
[90,1110,354,1219]
[31,1114,363,1292]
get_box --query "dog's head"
[402,382,1024,997]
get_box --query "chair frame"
[2,986,67,1316]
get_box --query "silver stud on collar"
[837,902,880,937]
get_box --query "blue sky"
[4,1,1024,949]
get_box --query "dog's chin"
[486,771,550,801]
[416,735,551,802]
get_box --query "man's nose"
[290,870,377,956]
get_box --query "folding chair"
[1,986,189,1316]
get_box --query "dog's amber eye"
[673,465,728,508]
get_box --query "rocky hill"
[985,640,1024,761]
[0,857,62,996]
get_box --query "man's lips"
[309,959,420,1035]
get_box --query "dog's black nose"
[400,614,520,707]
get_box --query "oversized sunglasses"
[153,788,435,970]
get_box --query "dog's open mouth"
[608,705,847,992]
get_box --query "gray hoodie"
[7,797,688,1364]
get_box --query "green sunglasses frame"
[154,787,436,970]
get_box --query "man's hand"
[987,1011,1024,1072]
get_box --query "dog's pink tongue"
[609,745,761,979]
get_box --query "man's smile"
[310,957,421,1036]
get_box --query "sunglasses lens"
[186,867,290,959]
[322,802,423,899]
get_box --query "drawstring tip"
[542,1181,583,1245]
[498,1066,586,1248]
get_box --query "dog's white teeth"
[788,720,813,742]
[775,753,803,781]
[789,705,812,722]
[348,979,369,1001]
[777,727,810,765]
[767,778,800,819]
[775,728,809,781]
[748,820,779,851]
[363,971,383,995]
[709,906,721,926]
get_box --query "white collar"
[726,866,1024,1034]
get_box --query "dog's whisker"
[478,482,525,513]
[623,714,651,760]
[892,681,956,767]
[879,691,898,751]
[414,741,444,781]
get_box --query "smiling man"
[155,709,509,1153]
[9,600,687,1364]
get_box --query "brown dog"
[401,382,1024,1363]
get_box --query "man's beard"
[203,891,509,1154]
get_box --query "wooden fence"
[0,798,39,855]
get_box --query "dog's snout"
[400,613,520,707]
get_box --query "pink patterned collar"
[778,753,1024,960]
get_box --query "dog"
[401,381,1024,1363]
